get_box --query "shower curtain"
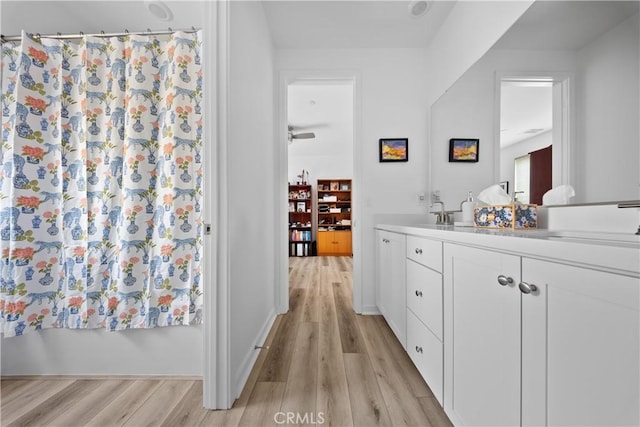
[0,30,203,337]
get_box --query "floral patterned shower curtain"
[0,30,203,337]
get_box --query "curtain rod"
[0,27,201,43]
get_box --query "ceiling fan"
[288,125,316,144]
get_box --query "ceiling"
[1,1,205,37]
[500,83,552,148]
[288,83,353,156]
[1,0,456,49]
[262,0,456,49]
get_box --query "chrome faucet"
[431,201,453,225]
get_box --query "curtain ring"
[36,33,41,40]
[168,27,173,32]
[147,28,152,34]
[80,31,84,36]
[101,30,105,35]
[125,29,129,34]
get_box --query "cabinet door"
[334,230,352,255]
[317,231,332,255]
[444,244,521,427]
[522,259,639,427]
[376,230,406,348]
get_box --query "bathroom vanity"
[375,223,640,427]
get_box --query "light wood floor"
[1,256,452,427]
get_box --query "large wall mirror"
[430,1,639,206]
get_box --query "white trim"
[203,0,231,410]
[493,71,574,192]
[232,310,277,398]
[277,69,363,314]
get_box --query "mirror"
[431,1,639,205]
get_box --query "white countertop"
[376,223,640,276]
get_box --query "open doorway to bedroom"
[279,76,358,316]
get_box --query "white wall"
[500,131,552,196]
[577,13,640,203]
[278,48,432,312]
[430,49,577,212]
[228,1,278,398]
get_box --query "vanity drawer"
[407,259,443,340]
[406,235,442,272]
[407,308,443,404]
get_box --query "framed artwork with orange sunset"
[449,138,479,162]
[379,138,408,162]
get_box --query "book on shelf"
[290,230,311,241]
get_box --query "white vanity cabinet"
[521,258,639,427]
[443,242,640,427]
[405,236,444,403]
[443,243,521,427]
[376,230,406,348]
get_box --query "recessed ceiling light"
[408,0,431,18]
[145,0,174,22]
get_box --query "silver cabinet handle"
[415,248,423,254]
[519,282,538,294]
[382,238,390,243]
[415,346,423,354]
[497,275,514,286]
[415,290,423,297]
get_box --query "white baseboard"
[232,309,277,398]
[359,305,381,315]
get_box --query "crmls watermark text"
[273,412,326,425]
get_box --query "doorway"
[277,73,360,315]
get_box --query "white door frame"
[276,70,363,314]
[494,71,575,190]
[203,0,231,410]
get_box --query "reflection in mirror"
[493,1,639,204]
[499,77,556,205]
[430,1,639,207]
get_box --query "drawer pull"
[415,346,423,354]
[382,238,390,243]
[497,275,513,286]
[415,290,423,297]
[415,248,423,255]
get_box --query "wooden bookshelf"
[289,184,313,256]
[317,179,352,256]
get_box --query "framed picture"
[449,138,479,162]
[499,181,509,194]
[330,181,339,191]
[339,183,350,190]
[379,138,408,162]
[296,201,306,212]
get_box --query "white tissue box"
[474,204,538,230]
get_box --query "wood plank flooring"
[1,256,452,427]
